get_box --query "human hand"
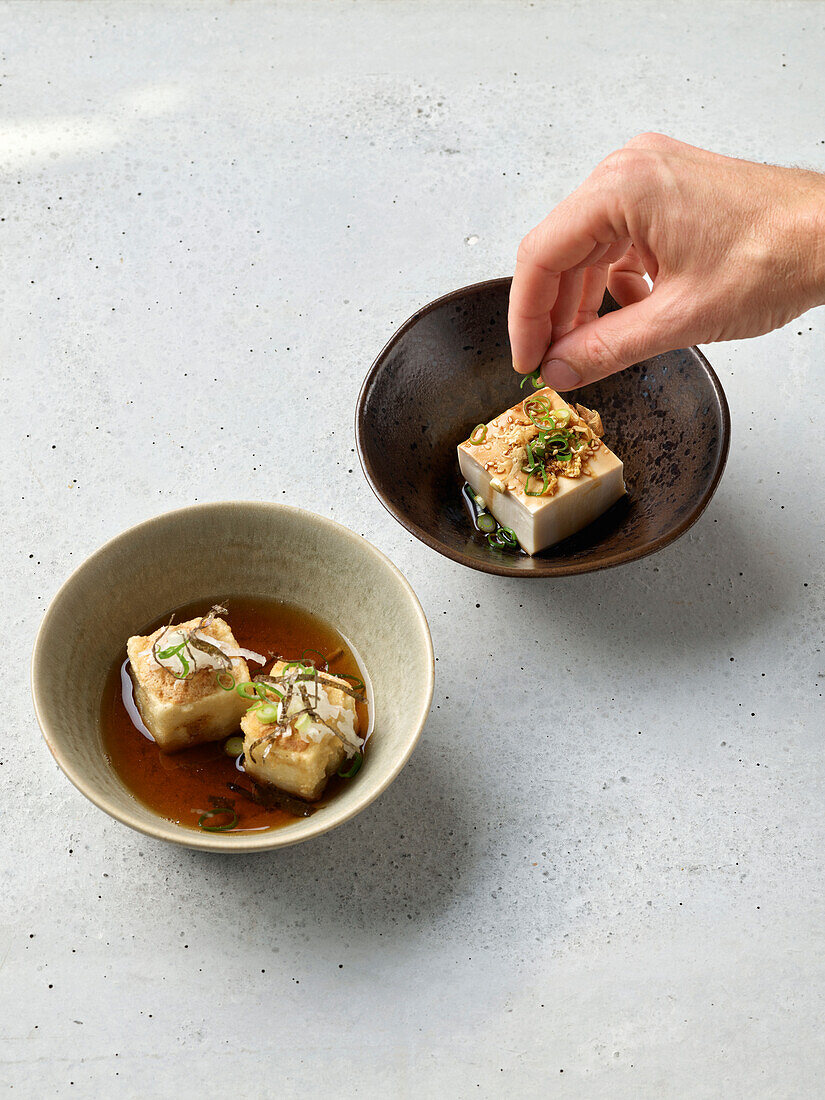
[508,133,825,390]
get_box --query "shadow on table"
[515,493,798,667]
[182,726,477,947]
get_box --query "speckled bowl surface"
[32,502,434,851]
[357,277,730,577]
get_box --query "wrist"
[793,172,825,308]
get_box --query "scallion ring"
[338,753,363,779]
[519,369,545,391]
[198,808,238,832]
[215,670,235,691]
[282,660,315,676]
[469,424,487,445]
[235,682,261,700]
[301,648,328,669]
[477,513,497,534]
[337,673,366,692]
[524,395,557,430]
[256,703,280,724]
[255,681,283,702]
[524,470,550,496]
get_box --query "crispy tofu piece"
[458,387,625,554]
[126,618,250,752]
[241,662,360,801]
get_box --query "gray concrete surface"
[3,1,825,1096]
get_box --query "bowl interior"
[32,502,433,850]
[357,278,730,577]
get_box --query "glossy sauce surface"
[100,596,369,833]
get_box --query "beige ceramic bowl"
[32,502,434,851]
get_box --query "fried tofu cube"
[241,662,360,801]
[126,617,250,752]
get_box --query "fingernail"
[541,359,582,390]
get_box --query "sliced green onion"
[477,513,497,534]
[216,670,235,691]
[282,660,315,676]
[224,736,244,757]
[301,648,328,669]
[338,753,363,778]
[524,395,557,430]
[235,682,260,700]
[519,369,544,391]
[487,530,517,551]
[469,423,487,445]
[293,713,313,735]
[256,703,280,724]
[544,431,568,448]
[337,673,366,692]
[256,681,283,701]
[198,808,238,832]
[550,408,571,427]
[490,476,505,493]
[156,639,190,678]
[524,470,550,496]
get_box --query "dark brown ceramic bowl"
[356,277,730,577]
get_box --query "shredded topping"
[246,663,365,763]
[463,388,606,500]
[143,605,265,679]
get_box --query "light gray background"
[3,2,824,1096]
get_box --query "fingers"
[571,263,608,329]
[508,188,628,374]
[549,267,587,339]
[607,245,650,306]
[539,288,688,390]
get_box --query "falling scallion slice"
[519,369,544,391]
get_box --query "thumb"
[539,290,688,390]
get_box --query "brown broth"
[100,596,370,833]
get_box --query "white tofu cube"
[242,663,360,801]
[458,387,625,555]
[126,617,250,752]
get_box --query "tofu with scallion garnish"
[457,386,625,554]
[126,614,256,752]
[241,660,362,801]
